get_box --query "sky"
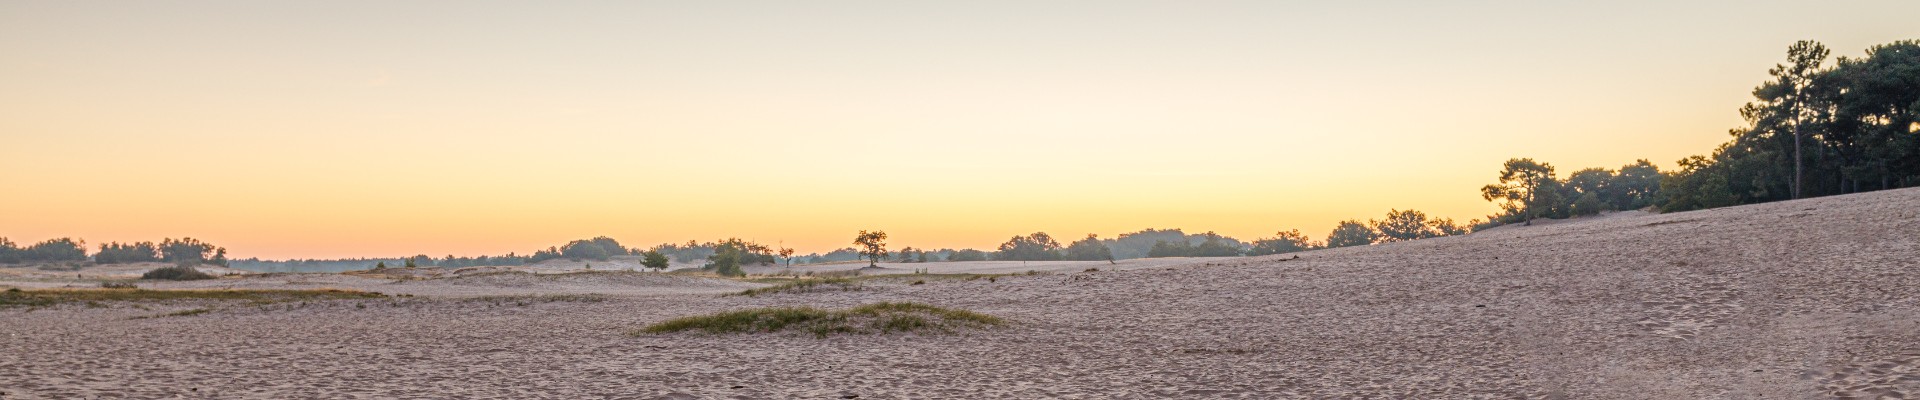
[3,1,1917,259]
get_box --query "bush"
[637,302,1003,338]
[142,265,215,281]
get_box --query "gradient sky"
[4,1,1917,259]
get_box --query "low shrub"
[637,302,1003,338]
[142,265,214,281]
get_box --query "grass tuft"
[637,302,1003,338]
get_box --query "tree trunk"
[1793,122,1803,199]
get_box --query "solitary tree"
[641,250,670,271]
[778,246,796,268]
[1768,40,1830,199]
[853,230,888,267]
[1481,158,1558,225]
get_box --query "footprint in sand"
[1634,280,1743,340]
[1812,352,1920,399]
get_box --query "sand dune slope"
[3,188,1917,398]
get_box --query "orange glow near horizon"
[4,2,1918,259]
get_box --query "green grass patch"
[636,302,1004,338]
[0,288,383,308]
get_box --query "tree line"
[0,237,228,266]
[1480,40,1918,224]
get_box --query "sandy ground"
[3,187,1918,399]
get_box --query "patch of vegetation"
[636,302,1004,338]
[141,265,215,280]
[730,278,860,297]
[467,294,608,305]
[100,282,138,289]
[0,288,381,308]
[131,307,211,319]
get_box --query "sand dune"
[3,188,1918,398]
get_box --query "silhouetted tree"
[1247,229,1316,256]
[1064,234,1114,262]
[854,230,888,267]
[1372,209,1438,242]
[1482,158,1557,225]
[158,238,225,266]
[995,232,1063,261]
[946,249,988,262]
[641,250,670,271]
[1324,220,1378,248]
[0,238,20,263]
[95,242,160,264]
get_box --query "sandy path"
[3,188,1918,398]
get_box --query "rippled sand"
[3,188,1917,398]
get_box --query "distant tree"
[1064,234,1115,262]
[374,261,388,270]
[1481,158,1558,225]
[1106,228,1189,260]
[946,249,989,262]
[1146,240,1192,257]
[158,238,225,266]
[561,239,614,261]
[704,238,774,276]
[995,232,1064,261]
[19,237,88,263]
[0,237,20,263]
[1609,160,1665,209]
[853,230,888,267]
[587,236,628,256]
[641,250,670,271]
[1429,218,1469,236]
[1247,229,1316,256]
[95,242,160,264]
[1324,220,1378,248]
[529,246,563,263]
[1371,209,1439,242]
[1190,232,1243,257]
[777,246,796,267]
[706,246,744,276]
[404,257,417,268]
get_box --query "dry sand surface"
[4,188,1919,399]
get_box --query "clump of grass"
[0,288,382,308]
[910,280,925,285]
[141,265,215,281]
[468,294,608,305]
[131,307,211,319]
[730,278,860,297]
[636,302,1003,338]
[100,282,138,289]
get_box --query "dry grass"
[729,278,861,297]
[636,302,1005,338]
[0,288,382,308]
